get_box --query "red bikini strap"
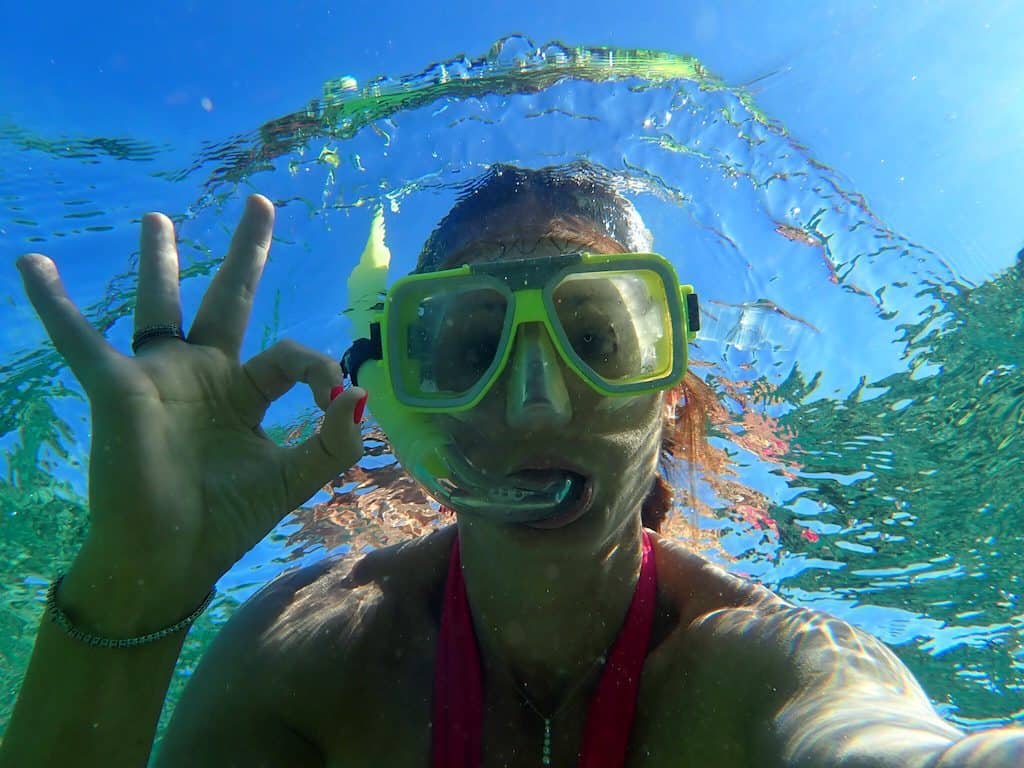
[577,530,657,767]
[431,534,483,768]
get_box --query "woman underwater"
[2,166,1023,767]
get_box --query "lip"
[506,456,592,478]
[442,418,593,480]
[448,448,596,527]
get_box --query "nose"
[505,323,573,431]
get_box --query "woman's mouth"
[500,464,594,528]
[517,473,594,529]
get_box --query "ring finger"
[133,212,183,339]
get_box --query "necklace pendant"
[541,718,552,766]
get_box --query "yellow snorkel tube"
[343,208,452,484]
[342,209,586,523]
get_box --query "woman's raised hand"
[16,195,366,624]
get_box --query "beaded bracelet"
[46,574,216,649]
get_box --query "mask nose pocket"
[505,323,572,428]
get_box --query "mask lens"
[392,279,510,404]
[552,269,673,386]
[432,288,507,392]
[388,259,681,408]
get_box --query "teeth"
[442,446,586,522]
[507,470,587,509]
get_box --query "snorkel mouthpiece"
[443,451,589,522]
[344,208,583,523]
[407,440,588,523]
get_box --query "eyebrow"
[435,227,627,271]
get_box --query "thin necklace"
[510,654,607,766]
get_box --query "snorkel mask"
[341,209,700,523]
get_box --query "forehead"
[462,239,580,264]
[440,234,625,273]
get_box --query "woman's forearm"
[932,728,1024,768]
[0,558,203,768]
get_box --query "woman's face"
[431,238,667,533]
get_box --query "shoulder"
[641,537,964,766]
[633,534,792,765]
[213,524,456,722]
[158,527,456,765]
[647,530,783,624]
[642,531,928,707]
[237,524,457,661]
[640,531,791,711]
[647,538,884,690]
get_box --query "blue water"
[2,1,1023,754]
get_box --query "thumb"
[278,386,368,509]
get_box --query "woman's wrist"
[50,574,215,648]
[58,544,215,640]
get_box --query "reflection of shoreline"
[2,29,1016,727]
[287,426,448,558]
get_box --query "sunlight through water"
[1,36,1020,743]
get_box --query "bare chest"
[313,632,753,768]
[290,531,770,768]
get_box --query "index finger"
[236,339,344,424]
[16,253,121,391]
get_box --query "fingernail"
[353,392,369,424]
[330,385,344,403]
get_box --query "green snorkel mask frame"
[341,210,700,523]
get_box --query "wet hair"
[416,163,653,273]
[420,164,711,533]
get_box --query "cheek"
[595,395,643,414]
[592,399,658,445]
[593,392,663,427]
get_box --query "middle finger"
[134,212,184,337]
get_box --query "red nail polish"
[330,385,344,402]
[353,392,368,424]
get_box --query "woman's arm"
[714,604,1024,767]
[2,550,328,768]
[0,551,202,767]
[0,196,366,767]
[931,730,1024,767]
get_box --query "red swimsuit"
[432,531,657,767]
